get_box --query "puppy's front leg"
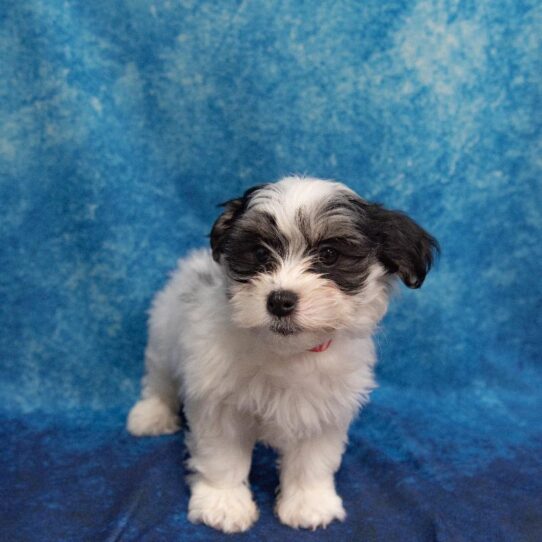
[276,427,348,530]
[186,403,258,533]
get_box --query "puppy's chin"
[269,318,302,337]
[251,326,332,358]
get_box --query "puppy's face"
[210,177,438,352]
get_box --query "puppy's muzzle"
[267,290,298,318]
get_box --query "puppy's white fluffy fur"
[127,177,436,532]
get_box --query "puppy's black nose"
[267,290,298,317]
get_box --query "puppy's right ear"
[210,184,268,262]
[210,198,244,262]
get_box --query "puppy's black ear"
[209,184,267,262]
[365,204,439,288]
[210,198,244,262]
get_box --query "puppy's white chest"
[231,356,373,443]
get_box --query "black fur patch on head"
[295,197,376,294]
[223,211,287,281]
[309,236,374,294]
[210,184,289,281]
[210,185,267,262]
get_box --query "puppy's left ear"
[366,204,439,288]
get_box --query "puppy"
[127,176,438,532]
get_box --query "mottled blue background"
[1,1,541,540]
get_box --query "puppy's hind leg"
[127,347,181,437]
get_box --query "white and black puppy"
[127,176,438,533]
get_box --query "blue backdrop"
[1,1,541,540]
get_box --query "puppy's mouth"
[270,319,302,336]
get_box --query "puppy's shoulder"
[174,248,223,286]
[150,249,225,318]
[167,248,224,299]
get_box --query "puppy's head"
[211,177,438,352]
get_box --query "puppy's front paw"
[276,486,346,530]
[127,397,180,436]
[188,479,259,533]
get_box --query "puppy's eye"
[255,246,270,264]
[318,246,339,266]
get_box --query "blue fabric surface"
[1,0,541,540]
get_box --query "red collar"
[308,339,332,353]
